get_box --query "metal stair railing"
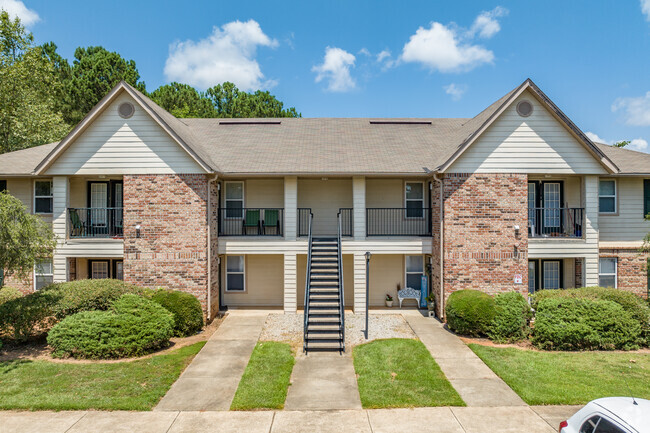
[302,210,314,353]
[337,211,345,352]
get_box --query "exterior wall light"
[135,224,141,238]
[514,225,520,236]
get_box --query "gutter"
[206,174,219,321]
[432,172,444,319]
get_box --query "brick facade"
[440,173,529,303]
[3,272,32,294]
[599,248,649,298]
[123,174,211,312]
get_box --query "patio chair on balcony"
[69,209,86,237]
[242,209,261,235]
[262,209,280,235]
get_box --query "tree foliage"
[0,191,57,287]
[149,82,216,118]
[613,140,630,148]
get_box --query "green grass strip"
[230,341,295,410]
[470,344,650,405]
[353,338,464,408]
[0,342,205,411]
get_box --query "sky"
[3,0,650,153]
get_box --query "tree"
[0,11,70,154]
[63,46,146,124]
[149,82,216,118]
[205,82,300,118]
[613,140,630,148]
[0,192,57,287]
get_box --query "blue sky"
[4,0,650,153]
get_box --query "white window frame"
[404,181,425,219]
[224,181,245,219]
[225,255,246,292]
[90,260,110,279]
[599,257,617,288]
[34,258,53,291]
[33,179,53,214]
[599,179,617,215]
[405,255,424,290]
[542,260,561,290]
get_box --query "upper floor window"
[34,180,53,214]
[644,179,650,218]
[225,181,244,218]
[405,182,424,218]
[598,179,616,214]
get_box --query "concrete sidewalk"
[0,406,580,433]
[402,310,527,407]
[154,310,269,411]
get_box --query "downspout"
[433,172,444,319]
[207,174,219,321]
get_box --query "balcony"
[68,207,123,238]
[528,207,584,238]
[218,208,284,236]
[366,208,432,237]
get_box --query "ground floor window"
[34,258,53,290]
[405,255,424,290]
[599,257,617,288]
[528,259,563,292]
[89,260,109,279]
[113,260,123,280]
[226,255,245,292]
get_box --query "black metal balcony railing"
[338,208,353,237]
[297,208,312,237]
[68,208,123,238]
[218,208,284,236]
[528,207,584,238]
[366,208,432,236]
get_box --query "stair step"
[308,319,341,325]
[306,333,341,341]
[309,281,340,287]
[311,270,338,274]
[309,302,340,308]
[307,324,341,332]
[309,293,339,299]
[306,341,343,351]
[309,311,340,317]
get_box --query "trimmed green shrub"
[488,292,532,343]
[47,294,174,359]
[151,289,203,337]
[532,297,642,350]
[0,287,22,305]
[445,290,496,337]
[0,290,58,341]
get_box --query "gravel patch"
[259,313,416,348]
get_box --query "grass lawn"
[0,342,205,411]
[470,344,650,405]
[352,338,464,408]
[230,341,295,410]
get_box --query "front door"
[528,181,563,236]
[88,181,123,236]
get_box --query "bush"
[532,297,642,350]
[445,290,496,337]
[47,294,174,359]
[151,290,203,337]
[0,287,22,305]
[488,292,532,343]
[0,290,58,341]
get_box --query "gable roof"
[437,78,619,173]
[593,142,650,174]
[34,81,213,175]
[0,141,59,176]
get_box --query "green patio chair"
[242,209,261,235]
[262,209,280,235]
[69,209,85,237]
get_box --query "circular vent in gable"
[118,102,135,119]
[516,100,533,117]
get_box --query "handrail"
[302,210,313,353]
[528,207,584,238]
[337,211,345,351]
[67,207,123,238]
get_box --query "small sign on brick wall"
[513,274,523,284]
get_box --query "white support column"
[52,176,69,282]
[352,176,366,240]
[583,175,600,286]
[284,253,297,313]
[353,252,366,313]
[284,176,297,241]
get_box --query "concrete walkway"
[155,310,269,411]
[0,406,579,433]
[284,352,362,410]
[402,310,527,407]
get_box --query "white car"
[560,397,650,433]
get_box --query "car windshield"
[580,416,627,433]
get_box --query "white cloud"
[358,48,371,56]
[585,131,649,153]
[642,0,650,20]
[0,0,39,26]
[585,131,607,144]
[612,92,650,126]
[376,49,391,62]
[164,19,278,91]
[444,83,467,101]
[399,8,507,73]
[312,47,356,92]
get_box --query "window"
[405,255,424,290]
[0,180,6,192]
[90,260,109,279]
[599,179,616,214]
[34,259,53,290]
[579,416,625,433]
[226,256,245,291]
[599,257,617,288]
[113,260,124,280]
[225,182,244,218]
[644,179,650,219]
[543,260,561,290]
[528,261,536,294]
[405,182,424,218]
[34,180,53,213]
[543,182,561,228]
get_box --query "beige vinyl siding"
[599,177,650,243]
[448,91,607,174]
[4,178,33,211]
[366,179,404,208]
[297,178,352,235]
[45,93,205,175]
[222,255,284,307]
[221,178,284,208]
[368,254,404,307]
[297,254,353,308]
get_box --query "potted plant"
[385,294,394,308]
[426,294,435,312]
